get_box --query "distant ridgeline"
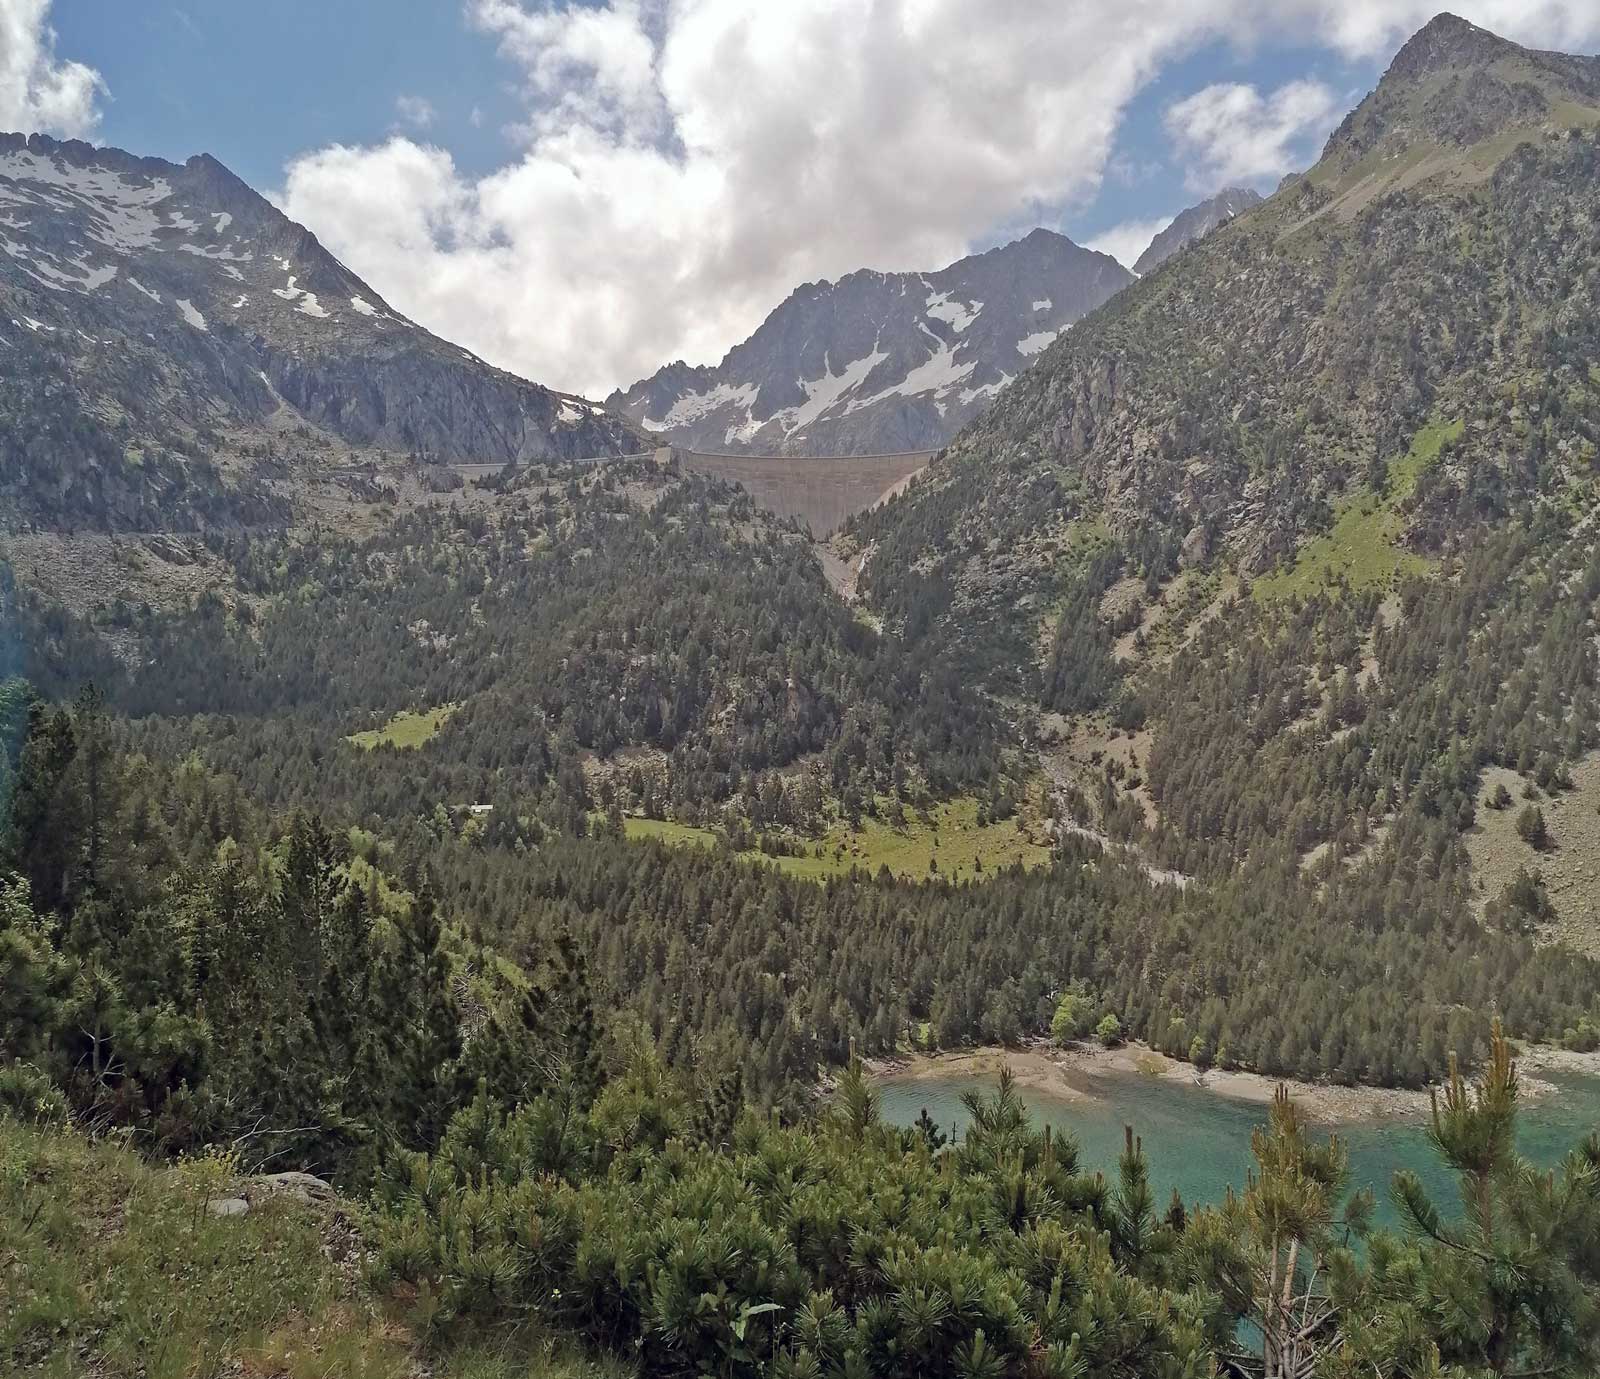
[609,228,1133,457]
[0,131,640,531]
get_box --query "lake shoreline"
[866,1039,1600,1125]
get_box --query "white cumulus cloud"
[0,0,103,138]
[1165,78,1344,191]
[278,0,1600,398]
[284,0,1193,397]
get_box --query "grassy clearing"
[1256,419,1462,602]
[625,796,1053,884]
[623,817,720,851]
[0,1116,629,1379]
[347,704,456,750]
[780,798,1052,883]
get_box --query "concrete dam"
[671,447,933,536]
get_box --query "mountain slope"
[856,13,1600,627]
[848,13,1600,925]
[608,229,1131,456]
[0,133,639,530]
[1132,186,1263,274]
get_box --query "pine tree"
[4,701,80,914]
[280,812,342,988]
[1109,1125,1157,1271]
[1384,1021,1600,1376]
[387,872,462,1151]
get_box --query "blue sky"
[54,2,1375,255]
[52,2,525,185]
[12,2,1600,394]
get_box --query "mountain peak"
[1389,13,1516,79]
[0,129,639,528]
[1317,13,1600,174]
[609,226,1130,457]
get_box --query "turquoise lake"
[877,1065,1600,1227]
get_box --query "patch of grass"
[348,704,457,751]
[1256,418,1462,602]
[0,1117,632,1379]
[2,1119,337,1378]
[622,817,720,850]
[624,797,1053,884]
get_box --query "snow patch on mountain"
[25,255,118,292]
[960,374,1011,406]
[925,290,981,333]
[652,381,759,432]
[612,225,1134,455]
[0,149,171,254]
[898,341,975,396]
[272,273,331,319]
[778,345,889,431]
[176,298,207,331]
[725,414,764,447]
[178,242,254,262]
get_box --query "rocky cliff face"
[0,133,640,530]
[1132,187,1263,275]
[608,229,1132,456]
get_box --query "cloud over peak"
[0,0,103,138]
[276,0,1600,398]
[285,0,1173,396]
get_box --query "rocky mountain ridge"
[1132,187,1263,275]
[608,228,1132,456]
[0,133,640,530]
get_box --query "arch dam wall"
[672,447,934,536]
[445,447,933,537]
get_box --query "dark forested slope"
[18,459,1007,834]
